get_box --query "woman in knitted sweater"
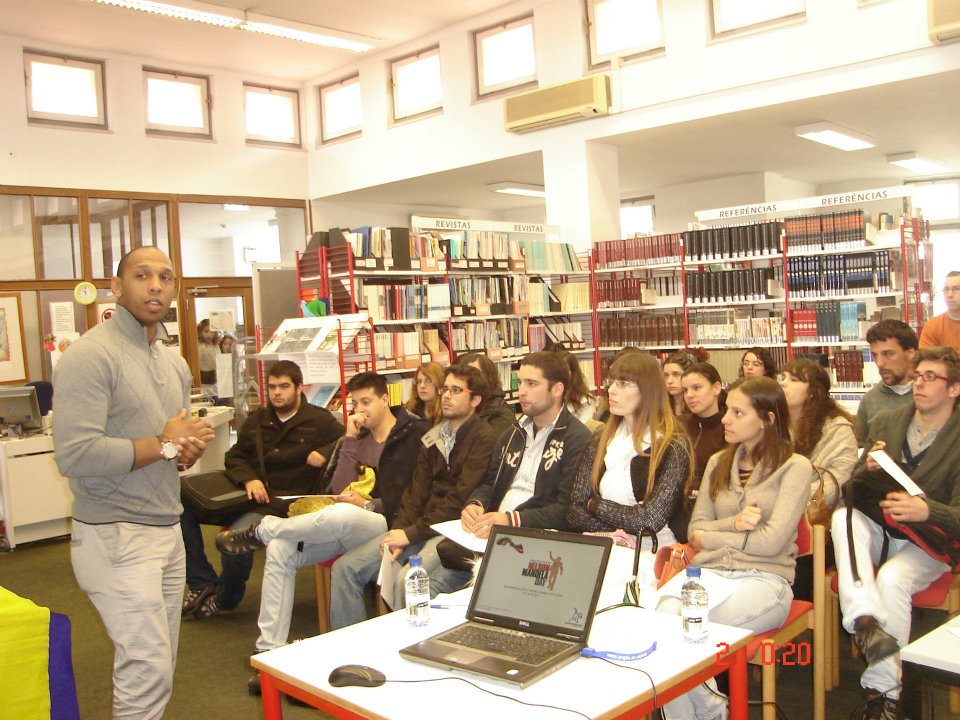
[566,352,692,551]
[659,377,813,720]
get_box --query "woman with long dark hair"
[658,377,813,720]
[551,347,596,424]
[738,346,779,380]
[567,352,692,550]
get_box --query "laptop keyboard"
[442,625,571,665]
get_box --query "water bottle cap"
[409,555,423,567]
[686,566,701,577]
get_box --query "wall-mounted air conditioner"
[504,75,611,134]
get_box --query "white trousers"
[71,520,185,720]
[831,507,948,698]
[255,504,387,652]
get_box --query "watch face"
[74,282,98,305]
[161,441,179,460]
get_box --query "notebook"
[399,526,612,687]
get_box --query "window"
[587,0,663,66]
[24,50,106,128]
[244,84,300,146]
[320,76,362,142]
[143,68,211,137]
[710,0,805,37]
[475,17,536,96]
[620,199,655,237]
[0,195,35,280]
[391,48,442,121]
[34,196,81,280]
[88,198,171,278]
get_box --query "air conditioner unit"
[928,0,960,43]
[504,75,611,133]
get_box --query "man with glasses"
[429,351,593,594]
[329,365,497,629]
[920,271,960,351]
[855,320,918,444]
[832,346,960,720]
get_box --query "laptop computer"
[399,526,612,688]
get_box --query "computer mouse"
[328,664,386,688]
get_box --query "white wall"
[654,173,767,231]
[0,34,308,199]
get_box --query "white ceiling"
[0,0,517,81]
[3,1,958,213]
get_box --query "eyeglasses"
[742,360,764,369]
[439,385,473,396]
[607,379,639,391]
[909,371,950,384]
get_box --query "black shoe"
[216,524,264,554]
[853,616,900,666]
[181,584,216,617]
[248,672,261,696]
[859,687,898,720]
[193,593,222,619]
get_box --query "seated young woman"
[566,352,693,551]
[738,346,779,380]
[657,376,814,720]
[779,358,858,601]
[404,362,444,425]
[675,362,728,541]
[662,348,708,417]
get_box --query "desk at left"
[0,434,72,550]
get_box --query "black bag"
[437,538,479,573]
[180,471,256,525]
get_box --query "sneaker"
[181,585,216,617]
[193,593,221,619]
[859,688,898,720]
[216,524,264,554]
[853,615,900,666]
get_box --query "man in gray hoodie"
[54,247,214,720]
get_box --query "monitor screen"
[0,386,42,431]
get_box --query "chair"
[745,519,825,720]
[26,380,53,417]
[826,564,960,710]
[314,557,388,634]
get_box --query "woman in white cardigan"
[659,376,814,720]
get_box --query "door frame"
[179,280,254,387]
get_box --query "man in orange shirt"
[920,271,960,351]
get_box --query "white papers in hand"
[377,548,402,609]
[430,520,488,554]
[868,450,925,496]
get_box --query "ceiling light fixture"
[794,122,876,151]
[487,182,546,198]
[887,152,949,174]
[90,0,374,52]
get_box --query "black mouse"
[328,664,386,688]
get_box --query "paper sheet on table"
[430,519,488,554]
[950,627,960,641]
[657,568,738,611]
[377,549,402,609]
[868,450,925,496]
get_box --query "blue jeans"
[329,534,443,630]
[180,505,262,610]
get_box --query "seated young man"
[431,351,592,594]
[329,365,498,630]
[216,371,428,693]
[180,360,344,618]
[832,346,960,720]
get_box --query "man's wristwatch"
[363,500,376,512]
[159,436,179,461]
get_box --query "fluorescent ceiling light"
[222,203,249,212]
[887,152,950,174]
[487,182,546,198]
[91,0,374,52]
[794,122,876,151]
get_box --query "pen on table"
[430,604,467,609]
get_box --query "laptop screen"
[469,527,611,639]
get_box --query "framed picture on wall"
[0,293,28,384]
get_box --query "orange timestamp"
[716,641,812,667]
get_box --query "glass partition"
[89,198,170,277]
[34,196,81,279]
[0,194,35,280]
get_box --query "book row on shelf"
[791,301,869,344]
[685,267,779,304]
[683,221,784,263]
[328,226,444,272]
[687,310,786,346]
[783,209,880,251]
[785,252,893,298]
[597,313,685,349]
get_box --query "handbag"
[883,511,960,573]
[180,471,257,525]
[288,464,376,517]
[805,465,841,526]
[653,543,695,589]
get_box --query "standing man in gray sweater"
[54,247,214,720]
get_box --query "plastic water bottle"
[405,555,430,627]
[681,566,709,643]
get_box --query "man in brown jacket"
[329,364,497,629]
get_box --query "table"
[0,434,73,550]
[901,613,960,720]
[252,595,753,720]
